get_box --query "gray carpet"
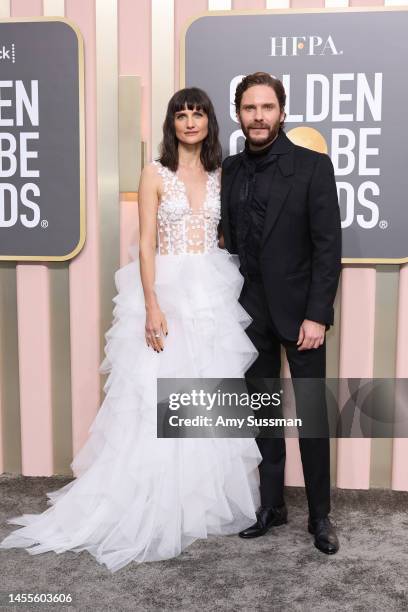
[0,475,407,612]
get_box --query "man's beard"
[241,118,281,148]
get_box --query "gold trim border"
[0,17,86,262]
[180,6,408,265]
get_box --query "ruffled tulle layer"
[0,248,261,572]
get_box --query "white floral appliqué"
[153,161,221,255]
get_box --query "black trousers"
[239,279,330,520]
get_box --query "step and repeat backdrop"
[0,1,407,492]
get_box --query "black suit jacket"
[221,131,342,342]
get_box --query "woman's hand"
[145,304,168,352]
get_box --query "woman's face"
[174,104,209,146]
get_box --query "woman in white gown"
[0,88,261,573]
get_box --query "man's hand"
[297,319,325,351]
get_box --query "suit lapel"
[221,155,242,250]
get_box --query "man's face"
[237,84,285,149]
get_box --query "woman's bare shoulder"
[139,162,163,189]
[141,161,160,177]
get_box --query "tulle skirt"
[0,247,261,573]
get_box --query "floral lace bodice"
[152,161,221,255]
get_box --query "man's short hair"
[234,72,286,118]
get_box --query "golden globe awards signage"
[183,8,408,263]
[0,18,85,261]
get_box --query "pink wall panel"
[291,0,324,7]
[65,0,101,456]
[392,264,408,490]
[174,0,207,90]
[350,0,383,6]
[337,268,376,489]
[233,0,265,9]
[118,0,151,157]
[118,0,150,282]
[16,266,53,475]
[11,0,42,15]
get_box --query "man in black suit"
[220,72,342,554]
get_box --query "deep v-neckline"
[174,170,210,213]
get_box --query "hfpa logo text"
[270,36,343,57]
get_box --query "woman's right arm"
[138,164,168,352]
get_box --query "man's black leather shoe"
[239,505,288,538]
[308,516,339,554]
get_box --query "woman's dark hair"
[234,72,286,129]
[158,87,222,172]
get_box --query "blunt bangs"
[169,88,211,116]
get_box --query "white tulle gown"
[0,161,261,573]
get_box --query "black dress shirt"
[229,136,279,279]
